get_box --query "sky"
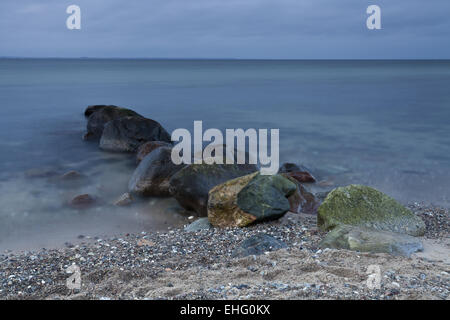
[0,0,449,59]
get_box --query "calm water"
[1,59,450,251]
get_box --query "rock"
[84,105,116,117]
[317,184,426,236]
[169,163,258,216]
[136,141,172,164]
[278,162,316,183]
[129,147,185,196]
[99,116,171,153]
[184,218,212,232]
[114,193,133,206]
[85,105,142,139]
[208,172,297,227]
[320,225,424,257]
[232,233,287,258]
[281,174,319,214]
[69,194,96,209]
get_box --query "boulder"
[317,185,426,236]
[100,116,171,153]
[169,163,258,216]
[320,225,424,257]
[85,105,118,117]
[278,162,316,183]
[232,233,287,258]
[281,174,319,214]
[129,147,185,197]
[136,141,172,164]
[85,105,142,139]
[207,172,297,227]
[184,218,212,232]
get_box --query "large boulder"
[129,147,185,197]
[320,225,424,257]
[136,141,172,164]
[99,116,171,153]
[208,172,297,227]
[318,185,426,236]
[85,105,142,139]
[169,163,258,216]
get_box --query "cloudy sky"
[0,0,449,59]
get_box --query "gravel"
[0,205,448,300]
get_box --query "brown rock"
[278,162,316,183]
[69,194,96,209]
[281,174,320,214]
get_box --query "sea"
[0,59,449,251]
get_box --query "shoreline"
[1,203,448,300]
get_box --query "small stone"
[184,218,212,232]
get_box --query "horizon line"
[1,56,450,61]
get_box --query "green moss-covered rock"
[208,173,297,227]
[317,185,425,236]
[320,225,424,257]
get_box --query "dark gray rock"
[100,116,171,153]
[232,233,287,258]
[129,147,184,196]
[236,174,297,220]
[85,105,142,140]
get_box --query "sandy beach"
[1,203,448,300]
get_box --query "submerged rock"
[136,141,172,164]
[85,105,142,139]
[100,116,171,153]
[69,194,96,209]
[184,218,212,232]
[114,193,133,206]
[129,147,185,197]
[281,174,319,214]
[278,162,316,183]
[317,185,426,236]
[208,172,297,227]
[169,163,258,216]
[320,225,424,257]
[232,233,287,258]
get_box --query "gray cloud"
[0,0,449,58]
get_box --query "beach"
[1,204,448,300]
